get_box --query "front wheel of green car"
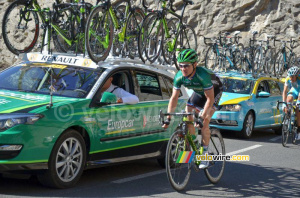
[37,129,86,188]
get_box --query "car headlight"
[220,104,241,111]
[0,114,43,132]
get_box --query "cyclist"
[162,49,223,169]
[282,65,300,140]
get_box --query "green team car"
[0,53,187,188]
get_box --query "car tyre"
[157,157,166,168]
[37,129,86,188]
[237,111,254,139]
[274,125,283,135]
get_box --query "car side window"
[136,72,163,101]
[159,76,170,99]
[268,80,281,96]
[112,72,131,93]
[163,76,183,97]
[257,81,269,93]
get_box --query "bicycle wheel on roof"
[139,12,164,63]
[85,5,114,63]
[173,25,197,70]
[125,7,145,59]
[2,0,39,55]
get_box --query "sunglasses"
[179,64,192,69]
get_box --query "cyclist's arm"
[282,85,288,102]
[202,88,214,118]
[167,88,181,120]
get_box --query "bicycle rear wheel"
[205,46,219,72]
[253,48,265,75]
[166,130,191,191]
[125,7,145,58]
[282,116,290,147]
[264,48,275,75]
[172,25,197,70]
[161,18,178,65]
[140,12,164,63]
[273,52,284,77]
[2,0,39,55]
[204,129,225,184]
[52,4,75,53]
[85,5,113,63]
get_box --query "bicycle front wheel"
[282,116,290,147]
[166,130,191,191]
[204,129,225,184]
[2,0,39,55]
[85,5,114,63]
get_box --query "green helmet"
[177,49,198,63]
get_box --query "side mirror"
[258,91,270,98]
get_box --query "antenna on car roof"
[47,67,54,109]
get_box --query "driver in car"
[101,76,139,105]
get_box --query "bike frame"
[25,0,89,53]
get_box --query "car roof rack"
[18,52,178,73]
[19,52,99,68]
[98,57,178,73]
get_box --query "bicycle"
[240,31,259,75]
[159,110,225,191]
[204,32,242,72]
[2,0,93,55]
[85,0,145,63]
[276,101,298,147]
[273,38,298,77]
[138,0,197,69]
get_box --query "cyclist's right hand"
[162,118,171,129]
[162,124,169,129]
[283,107,288,114]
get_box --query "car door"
[254,79,273,127]
[131,69,186,153]
[90,69,144,161]
[267,80,283,126]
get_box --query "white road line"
[112,145,262,184]
[226,144,262,156]
[112,169,165,184]
[269,136,281,142]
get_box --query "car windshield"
[0,63,103,98]
[220,77,252,94]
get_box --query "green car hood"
[0,89,82,113]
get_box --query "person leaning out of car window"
[101,76,139,104]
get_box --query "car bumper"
[210,111,245,131]
[0,162,48,172]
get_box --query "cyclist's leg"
[294,90,300,139]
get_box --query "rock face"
[0,0,299,69]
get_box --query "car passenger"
[282,66,300,140]
[101,76,139,104]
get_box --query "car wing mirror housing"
[258,91,270,97]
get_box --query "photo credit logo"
[176,152,250,163]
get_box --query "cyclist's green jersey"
[173,67,221,95]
